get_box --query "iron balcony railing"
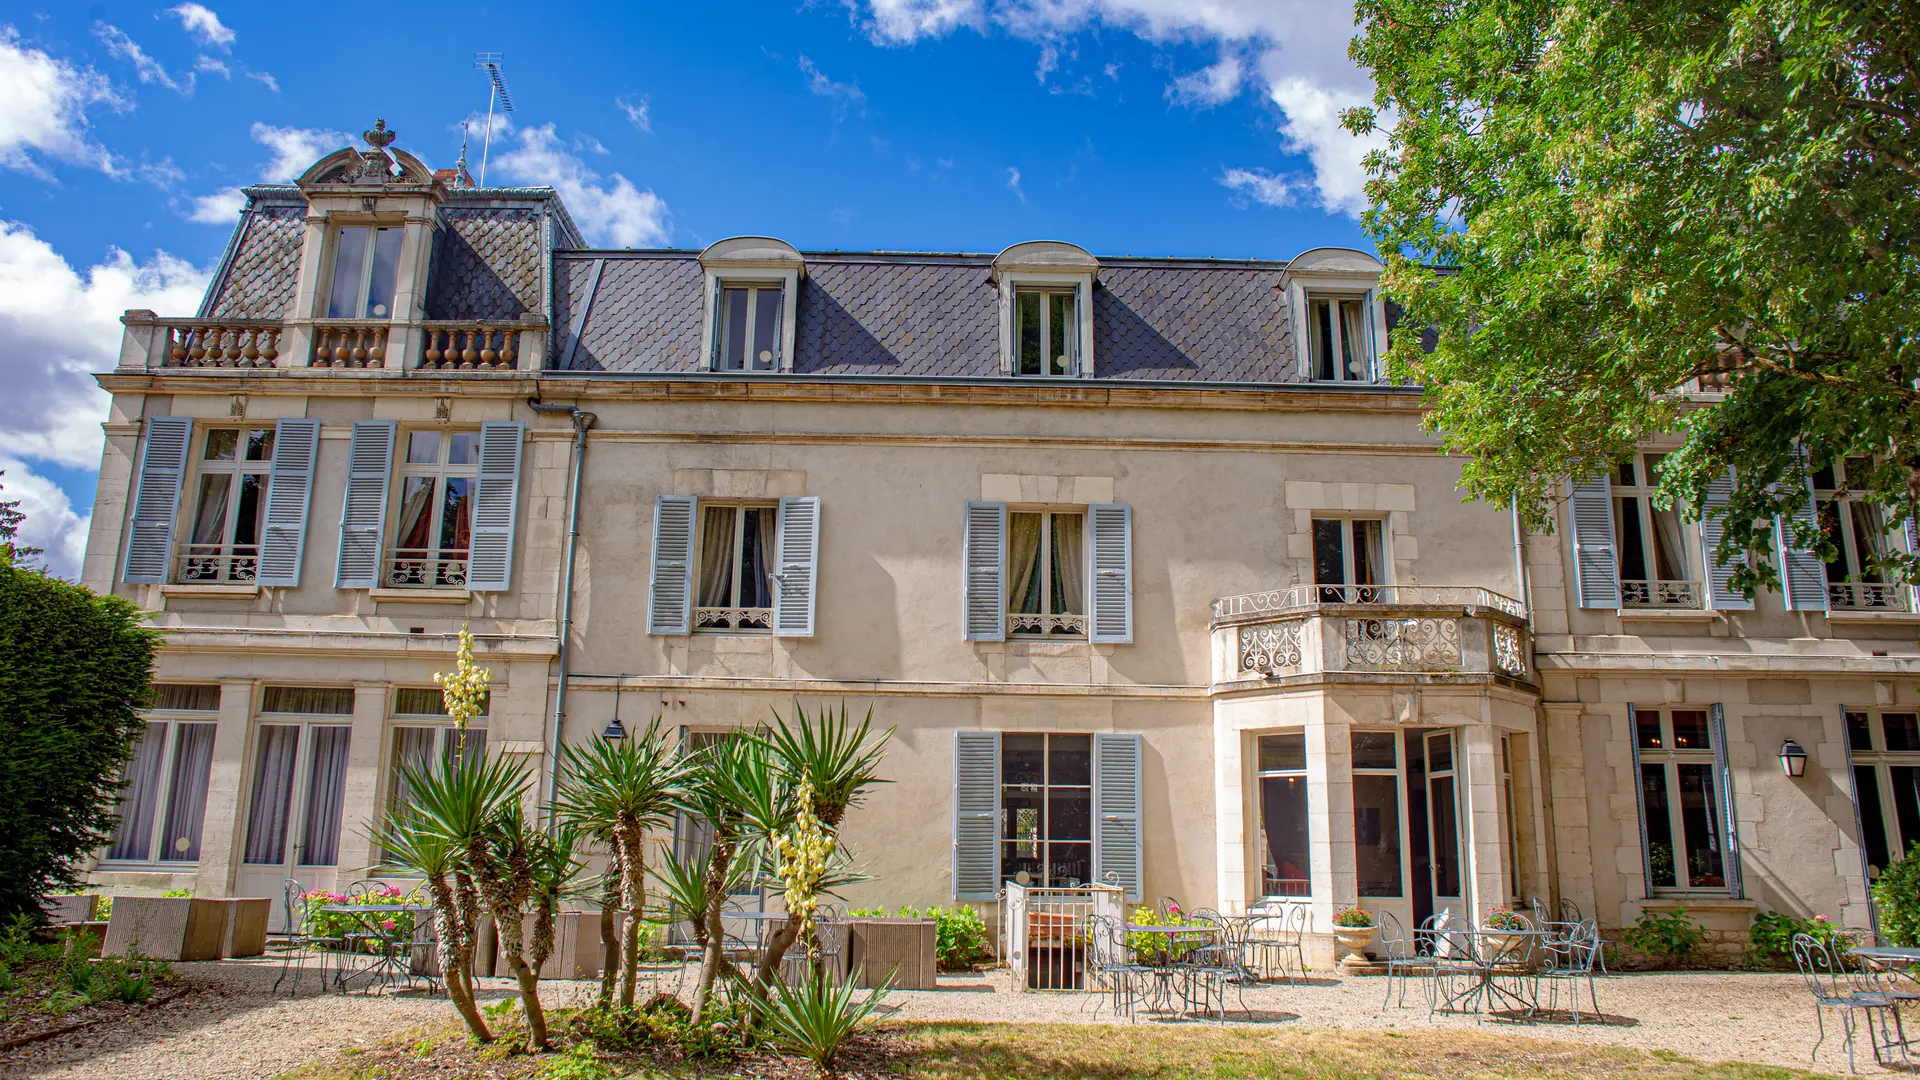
[1210,584,1526,626]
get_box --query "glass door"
[1405,728,1464,928]
[235,722,351,925]
[1351,730,1408,930]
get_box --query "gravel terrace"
[0,960,1882,1079]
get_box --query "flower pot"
[1333,925,1378,968]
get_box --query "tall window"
[1848,710,1920,880]
[716,283,783,371]
[390,430,477,588]
[1257,732,1310,896]
[105,684,219,864]
[1008,510,1085,637]
[1614,454,1697,608]
[1312,517,1385,602]
[242,687,354,870]
[1635,708,1727,892]
[1502,735,1522,898]
[381,688,487,854]
[1352,731,1402,898]
[1014,288,1077,376]
[325,226,403,319]
[1306,293,1373,382]
[695,504,775,632]
[181,427,273,583]
[1001,733,1091,888]
[1815,460,1906,611]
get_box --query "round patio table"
[318,904,431,993]
[1124,923,1223,1015]
[1435,927,1548,1021]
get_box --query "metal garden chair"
[1792,931,1907,1073]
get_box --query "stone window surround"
[990,242,1098,379]
[1282,247,1390,383]
[1283,480,1417,591]
[696,237,805,375]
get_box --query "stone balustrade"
[157,320,284,368]
[119,310,549,372]
[1210,584,1533,687]
[309,321,390,367]
[418,322,519,370]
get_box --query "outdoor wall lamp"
[1780,738,1808,778]
[602,684,628,740]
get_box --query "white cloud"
[189,186,244,223]
[166,4,236,50]
[492,121,671,247]
[1219,165,1305,207]
[245,69,278,92]
[798,56,868,117]
[851,0,1385,217]
[250,122,348,181]
[0,221,212,576]
[0,459,88,578]
[194,55,230,78]
[1005,165,1025,201]
[0,27,125,176]
[94,23,193,95]
[617,94,652,133]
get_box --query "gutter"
[528,396,596,827]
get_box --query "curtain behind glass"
[243,726,300,865]
[1051,513,1085,616]
[160,723,215,861]
[395,477,435,550]
[739,507,774,607]
[364,228,402,318]
[380,727,438,861]
[189,476,230,547]
[697,507,736,606]
[1650,507,1689,580]
[299,726,351,866]
[1340,298,1370,379]
[1007,513,1043,614]
[107,723,167,861]
[1853,502,1890,579]
[326,227,369,318]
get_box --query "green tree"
[1346,0,1920,594]
[0,553,157,919]
[0,472,44,568]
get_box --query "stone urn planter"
[1333,923,1378,968]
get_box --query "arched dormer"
[1282,246,1388,384]
[991,241,1099,377]
[697,237,805,373]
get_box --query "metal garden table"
[320,904,430,993]
[1124,923,1223,1015]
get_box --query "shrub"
[0,560,158,922]
[572,992,748,1059]
[1126,905,1210,964]
[1874,845,1920,946]
[754,971,891,1070]
[301,885,420,951]
[1749,911,1841,959]
[1622,907,1704,957]
[1333,906,1375,929]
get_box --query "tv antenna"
[474,52,516,187]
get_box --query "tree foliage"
[0,560,157,920]
[1347,0,1920,593]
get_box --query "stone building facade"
[78,125,1920,954]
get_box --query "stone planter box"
[102,897,227,961]
[849,917,937,990]
[524,911,604,980]
[220,898,272,958]
[43,894,100,925]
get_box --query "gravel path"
[0,960,1887,1078]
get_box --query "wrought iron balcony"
[387,548,469,589]
[1621,579,1701,609]
[694,606,772,632]
[175,546,258,584]
[1210,584,1532,685]
[1829,581,1910,612]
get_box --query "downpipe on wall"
[528,397,595,828]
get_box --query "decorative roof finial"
[453,121,475,188]
[364,118,397,151]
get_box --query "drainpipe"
[529,397,596,828]
[1510,496,1531,616]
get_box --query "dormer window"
[325,226,403,319]
[1014,288,1078,376]
[717,283,784,371]
[1306,292,1374,382]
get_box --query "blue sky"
[0,0,1382,574]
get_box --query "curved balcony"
[1210,584,1534,688]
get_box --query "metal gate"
[1003,883,1123,992]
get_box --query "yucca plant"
[553,718,686,1007]
[673,735,778,1024]
[369,797,490,1043]
[755,970,893,1071]
[525,823,588,977]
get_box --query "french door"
[236,722,352,926]
[1352,728,1464,932]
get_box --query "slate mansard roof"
[196,180,1398,386]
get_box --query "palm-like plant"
[756,969,894,1071]
[673,734,777,1024]
[368,802,490,1043]
[553,717,685,1007]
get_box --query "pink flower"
[382,919,396,931]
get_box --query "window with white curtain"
[1013,288,1078,376]
[389,430,479,588]
[694,503,777,633]
[180,427,273,583]
[1614,453,1698,608]
[105,684,219,864]
[242,687,353,869]
[1306,292,1374,382]
[1007,510,1085,637]
[715,283,784,371]
[1312,517,1386,602]
[325,225,403,319]
[1814,460,1907,611]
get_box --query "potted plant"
[1483,905,1530,965]
[1332,906,1377,968]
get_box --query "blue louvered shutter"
[962,501,1006,641]
[1710,704,1743,898]
[1568,475,1619,608]
[1093,732,1144,902]
[1699,471,1753,610]
[334,420,396,589]
[772,495,820,637]
[1775,452,1828,612]
[1088,503,1133,644]
[122,416,193,584]
[466,421,524,592]
[256,418,319,587]
[648,494,697,635]
[952,731,1001,901]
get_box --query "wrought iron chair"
[1182,911,1249,1021]
[1792,932,1906,1073]
[1083,913,1151,1022]
[1534,918,1602,1023]
[272,880,341,996]
[1425,909,1481,1021]
[1244,901,1308,984]
[1379,911,1440,1008]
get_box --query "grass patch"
[272,1019,1838,1080]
